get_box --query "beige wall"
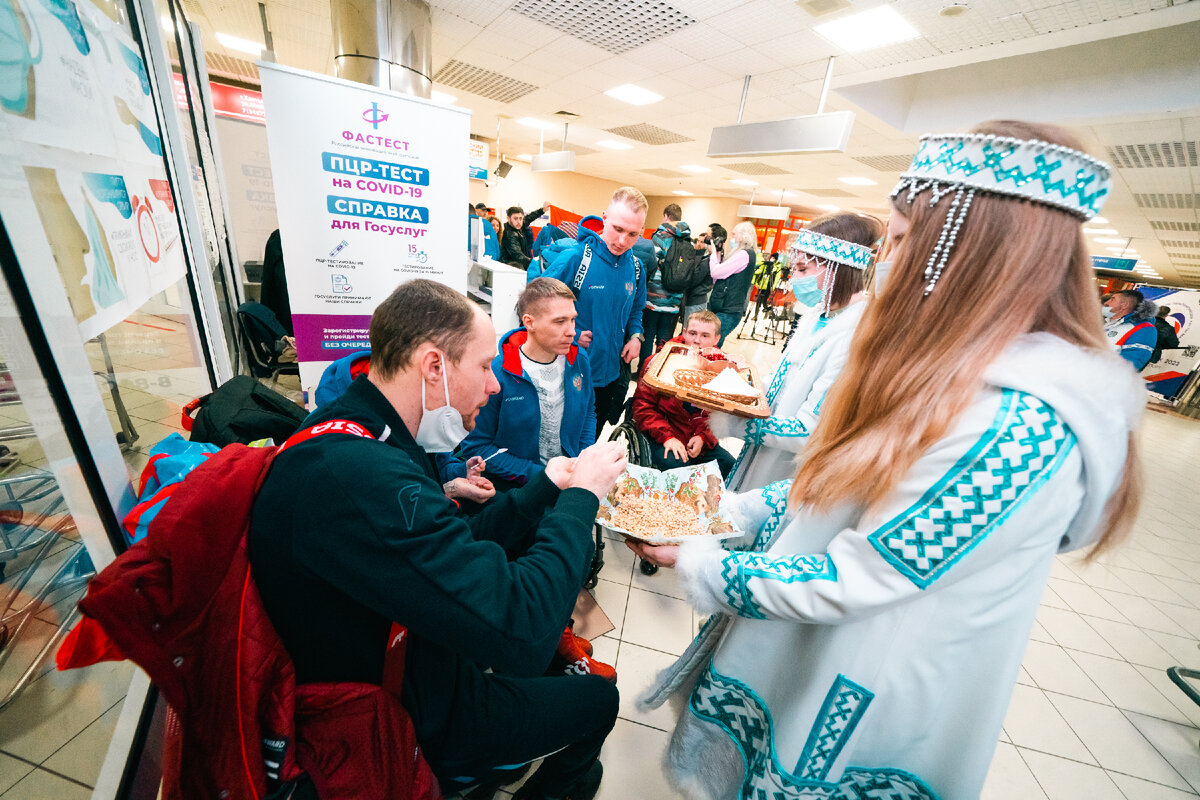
[644,195,751,233]
[469,163,626,219]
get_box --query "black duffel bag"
[181,375,307,447]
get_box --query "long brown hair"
[790,120,1139,557]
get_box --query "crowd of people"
[124,119,1154,800]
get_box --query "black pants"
[639,309,679,362]
[648,438,737,478]
[429,672,619,796]
[594,378,629,440]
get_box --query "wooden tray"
[642,343,770,419]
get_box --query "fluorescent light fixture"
[708,110,855,157]
[595,140,633,150]
[604,84,663,106]
[1087,216,1109,225]
[215,32,265,55]
[1086,228,1119,236]
[838,176,877,186]
[739,204,789,221]
[430,90,457,105]
[729,178,758,186]
[515,154,533,162]
[531,150,575,172]
[672,190,694,196]
[813,6,920,53]
[1093,237,1128,244]
[816,204,840,211]
[680,165,711,173]
[517,117,554,130]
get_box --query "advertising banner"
[0,0,188,340]
[468,139,488,181]
[259,64,470,395]
[1138,287,1200,400]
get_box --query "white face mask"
[414,353,470,452]
[873,261,892,293]
[1101,306,1115,321]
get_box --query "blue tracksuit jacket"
[541,217,647,386]
[460,328,596,482]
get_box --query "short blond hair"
[612,186,648,214]
[687,309,721,335]
[517,277,576,319]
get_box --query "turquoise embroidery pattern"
[749,479,793,553]
[759,416,809,440]
[796,675,873,781]
[899,134,1110,218]
[868,390,1076,589]
[791,229,874,270]
[720,550,836,620]
[765,359,791,405]
[689,664,939,799]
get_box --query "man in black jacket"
[501,202,550,269]
[250,279,625,800]
[1152,305,1180,364]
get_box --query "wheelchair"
[592,398,660,581]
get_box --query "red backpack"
[57,422,440,800]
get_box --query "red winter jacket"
[633,336,720,449]
[58,441,440,800]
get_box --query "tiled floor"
[2,314,1199,798]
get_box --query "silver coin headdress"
[890,133,1112,295]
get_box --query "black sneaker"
[513,761,603,800]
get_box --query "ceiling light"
[215,32,265,55]
[816,204,840,211]
[680,165,711,173]
[430,90,457,105]
[515,154,533,162]
[1093,237,1128,245]
[1086,228,1119,236]
[604,84,663,106]
[161,15,174,32]
[729,179,758,186]
[838,176,877,186]
[814,6,920,53]
[672,190,694,196]
[517,117,554,130]
[1087,216,1109,225]
[595,140,633,150]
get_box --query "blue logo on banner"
[362,102,388,130]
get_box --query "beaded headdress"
[890,132,1112,295]
[787,228,875,313]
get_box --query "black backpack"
[659,237,704,294]
[181,375,307,447]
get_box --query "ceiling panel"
[184,0,1200,287]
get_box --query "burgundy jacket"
[633,336,721,450]
[61,442,440,800]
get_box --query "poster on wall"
[0,0,188,337]
[259,63,470,395]
[1138,286,1200,400]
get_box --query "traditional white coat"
[643,334,1144,800]
[712,301,866,492]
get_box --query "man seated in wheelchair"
[461,278,597,491]
[631,310,736,477]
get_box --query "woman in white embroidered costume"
[631,121,1143,800]
[712,213,883,494]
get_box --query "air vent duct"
[512,0,696,55]
[433,60,539,103]
[605,123,692,145]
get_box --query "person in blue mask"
[710,213,883,492]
